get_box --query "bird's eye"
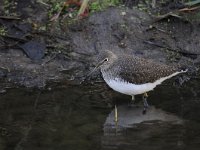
[104,58,108,61]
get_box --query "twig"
[50,11,62,21]
[179,6,200,12]
[41,53,58,66]
[143,40,199,56]
[50,2,67,21]
[151,0,156,8]
[0,41,21,49]
[77,0,89,17]
[0,35,28,49]
[32,31,70,40]
[146,25,168,34]
[34,91,41,109]
[0,16,20,20]
[0,66,10,72]
[153,12,183,22]
[37,0,50,7]
[2,35,28,42]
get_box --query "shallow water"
[0,79,200,150]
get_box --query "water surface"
[0,79,200,150]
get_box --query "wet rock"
[0,67,8,78]
[20,41,46,61]
[0,70,6,78]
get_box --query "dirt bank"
[0,0,200,90]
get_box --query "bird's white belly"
[105,78,156,95]
[103,71,183,96]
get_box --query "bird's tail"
[180,68,188,73]
[179,65,199,75]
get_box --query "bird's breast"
[103,77,157,95]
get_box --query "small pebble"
[121,12,126,16]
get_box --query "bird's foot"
[128,95,136,107]
[142,93,149,114]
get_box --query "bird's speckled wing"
[117,55,179,84]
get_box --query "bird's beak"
[86,59,105,77]
[95,59,105,68]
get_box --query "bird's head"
[86,50,117,77]
[96,50,117,70]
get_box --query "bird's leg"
[132,95,135,102]
[128,95,135,106]
[114,105,118,125]
[142,92,149,114]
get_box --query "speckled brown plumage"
[99,50,180,84]
[118,55,178,84]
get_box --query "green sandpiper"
[89,50,187,118]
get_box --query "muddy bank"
[0,0,200,90]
